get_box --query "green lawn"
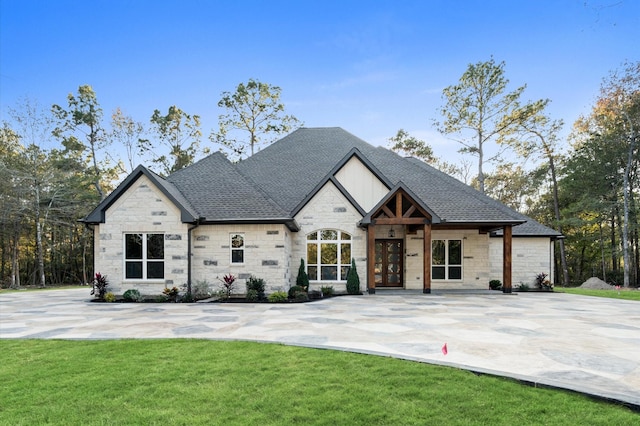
[0,285,86,294]
[0,340,636,425]
[555,287,640,301]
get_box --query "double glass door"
[374,240,403,287]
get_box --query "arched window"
[306,230,351,281]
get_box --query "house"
[83,127,562,296]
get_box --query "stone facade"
[489,237,554,287]
[191,224,290,294]
[292,181,367,293]
[93,175,188,294]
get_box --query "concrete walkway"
[1,288,638,407]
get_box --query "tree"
[211,79,301,160]
[346,258,360,295]
[110,107,149,173]
[149,105,201,175]
[388,129,436,162]
[52,85,111,200]
[575,61,640,287]
[436,58,536,193]
[387,129,473,183]
[296,258,309,290]
[498,99,571,286]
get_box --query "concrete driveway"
[1,288,638,407]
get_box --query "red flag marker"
[442,343,448,355]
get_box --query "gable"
[105,174,183,225]
[334,156,390,212]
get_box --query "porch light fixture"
[388,227,395,238]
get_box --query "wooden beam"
[503,225,512,293]
[367,225,376,294]
[395,193,403,217]
[423,223,431,294]
[403,205,416,218]
[381,205,395,218]
[373,217,428,225]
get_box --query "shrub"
[534,272,553,290]
[489,280,502,290]
[246,289,259,302]
[193,280,213,300]
[296,259,310,290]
[293,291,310,302]
[308,290,323,300]
[218,274,237,300]
[517,283,530,292]
[288,285,306,299]
[163,286,180,302]
[346,258,360,295]
[104,292,116,303]
[90,273,109,299]
[246,276,266,300]
[268,291,288,303]
[123,289,142,302]
[320,285,334,296]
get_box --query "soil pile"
[580,277,612,289]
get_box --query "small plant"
[288,285,306,299]
[104,292,116,303]
[192,280,214,300]
[163,286,180,302]
[308,290,323,300]
[320,285,334,296]
[517,283,530,292]
[246,289,259,302]
[346,258,360,295]
[489,280,502,290]
[123,288,143,302]
[268,291,288,303]
[218,274,237,300]
[535,272,553,291]
[246,276,266,300]
[90,273,109,299]
[296,258,310,291]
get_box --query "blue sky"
[1,0,638,165]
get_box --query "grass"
[0,285,86,294]
[555,287,640,301]
[0,340,636,425]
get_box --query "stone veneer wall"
[292,182,366,293]
[94,175,188,295]
[191,223,290,295]
[402,229,491,290]
[489,237,554,287]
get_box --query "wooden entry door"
[375,240,403,287]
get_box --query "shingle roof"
[85,127,561,237]
[167,152,291,223]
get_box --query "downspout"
[187,217,204,298]
[83,222,95,286]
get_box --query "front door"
[375,240,403,287]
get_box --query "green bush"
[246,276,266,300]
[296,259,310,290]
[104,292,116,303]
[288,285,306,299]
[346,259,360,295]
[320,285,334,296]
[489,280,502,290]
[268,291,288,303]
[246,289,259,302]
[517,283,530,292]
[123,289,142,302]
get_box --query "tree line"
[0,62,638,289]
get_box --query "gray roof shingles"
[86,127,560,237]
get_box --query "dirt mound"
[580,277,612,289]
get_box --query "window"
[432,239,462,280]
[231,233,244,264]
[307,230,351,281]
[124,233,164,280]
